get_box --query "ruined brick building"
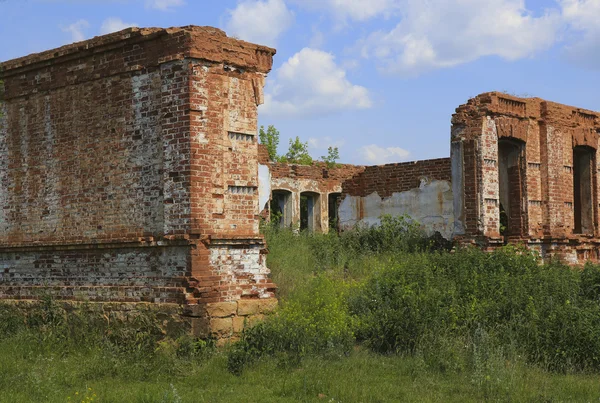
[260,92,600,265]
[1,26,599,341]
[0,26,278,340]
[451,93,600,263]
[257,143,364,232]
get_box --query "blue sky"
[0,0,599,164]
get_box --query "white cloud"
[225,0,294,47]
[291,0,399,22]
[100,17,138,35]
[260,48,372,118]
[358,0,561,76]
[360,144,411,164]
[146,0,185,11]
[61,19,90,42]
[308,136,345,150]
[560,0,600,68]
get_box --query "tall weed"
[227,275,353,375]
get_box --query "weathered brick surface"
[337,159,453,238]
[452,92,600,263]
[341,159,451,199]
[0,26,278,339]
[261,146,365,232]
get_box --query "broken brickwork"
[259,145,364,232]
[341,159,451,198]
[0,26,277,340]
[452,92,600,263]
[338,159,454,239]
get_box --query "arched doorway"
[300,191,321,232]
[328,193,341,230]
[498,138,526,238]
[271,189,293,228]
[573,146,595,235]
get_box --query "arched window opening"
[498,138,526,239]
[328,193,342,230]
[300,192,321,232]
[574,146,595,235]
[270,190,293,228]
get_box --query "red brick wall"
[258,143,271,165]
[452,92,600,263]
[342,158,451,199]
[265,159,365,233]
[0,27,278,330]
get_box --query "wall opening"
[300,192,321,232]
[270,190,293,228]
[328,193,341,230]
[573,146,594,235]
[498,138,526,238]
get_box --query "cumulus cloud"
[360,144,410,164]
[260,48,372,118]
[145,0,185,11]
[357,0,561,76]
[61,19,90,42]
[560,0,600,68]
[225,0,294,47]
[291,0,399,22]
[100,17,138,35]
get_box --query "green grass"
[4,221,600,402]
[2,339,600,403]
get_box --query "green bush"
[253,222,600,375]
[340,215,428,254]
[349,246,600,372]
[228,275,353,375]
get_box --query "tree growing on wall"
[259,124,341,167]
[259,125,280,161]
[284,136,313,165]
[321,146,340,168]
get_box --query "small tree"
[284,136,313,165]
[258,125,280,161]
[321,146,340,168]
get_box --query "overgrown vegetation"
[258,125,280,162]
[4,217,600,401]
[321,146,340,168]
[258,124,339,166]
[230,217,600,385]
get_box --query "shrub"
[227,275,353,375]
[349,246,600,372]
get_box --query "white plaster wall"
[339,179,455,240]
[258,164,271,213]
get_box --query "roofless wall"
[0,26,277,340]
[452,92,600,263]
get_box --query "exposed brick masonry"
[0,26,278,340]
[452,92,600,263]
[342,158,451,199]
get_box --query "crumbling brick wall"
[339,159,454,239]
[0,26,278,340]
[258,145,365,232]
[341,159,451,198]
[452,92,600,263]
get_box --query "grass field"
[3,220,600,402]
[3,341,600,402]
